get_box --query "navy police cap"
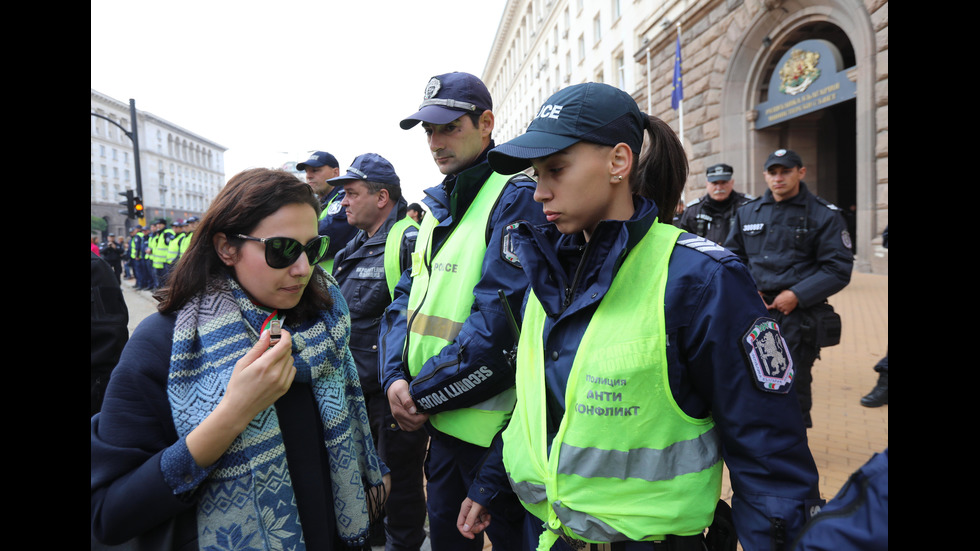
[764,149,803,170]
[296,151,339,171]
[400,72,493,130]
[488,82,645,175]
[328,153,400,187]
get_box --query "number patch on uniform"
[741,318,794,393]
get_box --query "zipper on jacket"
[561,241,592,314]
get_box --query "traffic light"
[118,189,136,218]
[133,196,144,221]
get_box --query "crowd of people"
[92,71,886,551]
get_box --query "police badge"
[741,318,794,393]
[424,77,441,100]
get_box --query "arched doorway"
[719,1,880,272]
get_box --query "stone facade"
[484,0,887,273]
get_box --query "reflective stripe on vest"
[503,221,721,549]
[384,216,420,300]
[405,171,516,447]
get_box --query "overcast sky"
[91,0,509,205]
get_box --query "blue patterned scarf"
[168,271,386,549]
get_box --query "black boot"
[860,372,888,407]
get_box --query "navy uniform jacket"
[724,182,852,307]
[333,197,418,396]
[676,191,753,245]
[470,196,823,549]
[378,145,548,420]
[319,185,359,263]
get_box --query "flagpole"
[676,23,684,150]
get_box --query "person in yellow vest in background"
[456,83,824,551]
[149,219,175,289]
[165,219,185,276]
[178,216,199,261]
[330,153,426,550]
[296,150,358,274]
[379,71,548,551]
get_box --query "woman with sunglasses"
[92,168,390,550]
[455,83,822,550]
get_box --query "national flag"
[671,35,683,110]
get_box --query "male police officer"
[677,163,752,245]
[177,216,199,261]
[296,150,359,273]
[380,71,546,550]
[147,219,175,290]
[330,153,426,551]
[726,149,853,427]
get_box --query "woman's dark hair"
[155,168,333,322]
[629,115,689,222]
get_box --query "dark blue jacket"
[378,147,547,421]
[725,182,852,306]
[333,197,417,396]
[791,449,888,550]
[470,196,823,550]
[318,185,359,263]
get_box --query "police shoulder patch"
[501,222,522,268]
[741,317,794,393]
[327,200,344,216]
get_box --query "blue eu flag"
[671,35,683,110]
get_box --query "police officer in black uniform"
[677,163,752,245]
[725,149,853,428]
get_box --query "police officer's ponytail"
[631,115,688,224]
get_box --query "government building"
[91,89,228,239]
[483,0,887,273]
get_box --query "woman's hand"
[186,330,296,468]
[223,329,296,421]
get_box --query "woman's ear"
[610,143,634,182]
[213,232,237,266]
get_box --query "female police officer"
[456,83,823,550]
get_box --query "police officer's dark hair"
[629,115,688,222]
[155,168,334,322]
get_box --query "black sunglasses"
[235,234,329,269]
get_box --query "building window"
[612,0,621,21]
[578,34,585,61]
[615,52,626,89]
[593,13,601,45]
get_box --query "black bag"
[802,303,841,348]
[704,499,738,551]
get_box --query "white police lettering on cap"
[535,104,563,120]
[424,77,441,99]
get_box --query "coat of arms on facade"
[778,49,821,95]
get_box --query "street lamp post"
[92,98,145,226]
